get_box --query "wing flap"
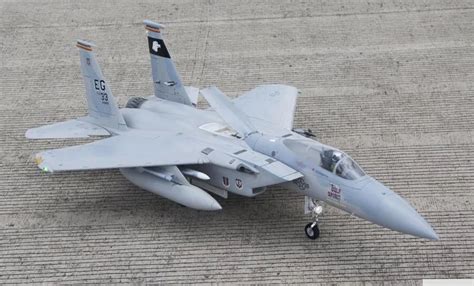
[26,118,110,139]
[233,84,298,130]
[34,133,210,172]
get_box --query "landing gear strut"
[304,196,324,240]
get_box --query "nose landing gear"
[305,222,320,239]
[304,196,324,240]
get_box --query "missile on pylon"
[181,168,211,180]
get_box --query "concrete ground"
[1,0,473,284]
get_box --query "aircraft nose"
[357,179,439,240]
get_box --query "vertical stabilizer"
[77,40,127,131]
[144,20,192,106]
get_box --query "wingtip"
[33,154,53,173]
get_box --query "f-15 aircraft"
[26,20,438,240]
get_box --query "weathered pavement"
[1,0,473,284]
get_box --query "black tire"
[305,222,320,240]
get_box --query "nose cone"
[351,179,439,240]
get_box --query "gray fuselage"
[119,96,438,240]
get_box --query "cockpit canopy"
[320,148,366,180]
[283,139,366,180]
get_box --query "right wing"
[34,132,210,172]
[200,86,257,138]
[233,84,298,130]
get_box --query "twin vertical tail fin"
[144,20,194,106]
[77,40,127,131]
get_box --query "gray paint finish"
[1,0,473,284]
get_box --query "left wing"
[233,84,298,130]
[34,132,209,172]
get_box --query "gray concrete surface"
[1,0,473,284]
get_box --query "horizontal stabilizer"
[26,118,110,139]
[200,86,257,138]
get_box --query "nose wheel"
[305,222,320,239]
[304,196,324,240]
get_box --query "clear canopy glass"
[319,148,366,180]
[284,139,366,180]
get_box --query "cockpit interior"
[283,139,366,180]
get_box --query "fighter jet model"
[26,20,439,240]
